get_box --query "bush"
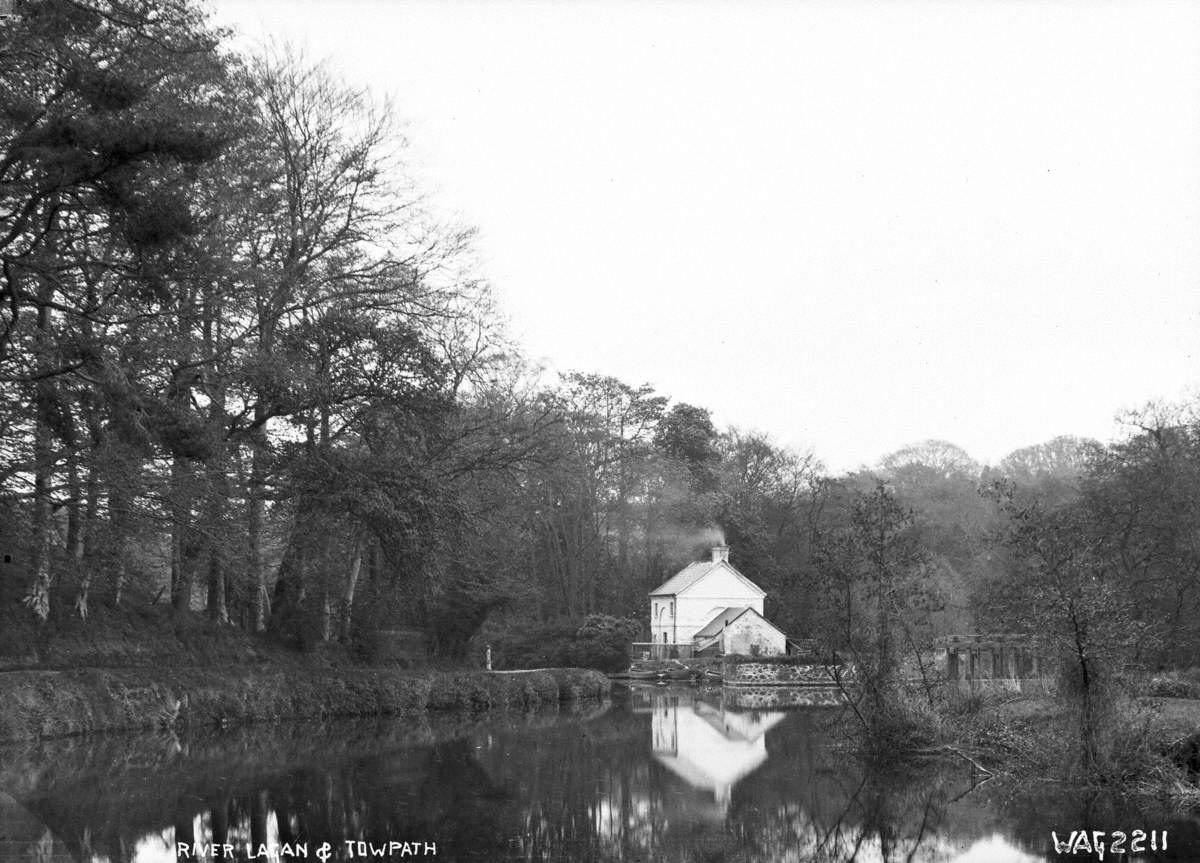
[492,619,576,670]
[490,615,640,673]
[970,713,1027,763]
[1147,673,1200,699]
[934,684,995,717]
[570,615,640,673]
[1105,698,1172,781]
[857,690,943,763]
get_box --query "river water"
[1,683,1197,862]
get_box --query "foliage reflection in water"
[2,685,1200,862]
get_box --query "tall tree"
[984,481,1145,774]
[0,0,232,619]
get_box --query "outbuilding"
[692,606,787,657]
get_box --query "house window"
[669,600,674,617]
[662,632,667,644]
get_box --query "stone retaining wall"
[723,661,857,686]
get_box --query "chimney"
[711,545,729,564]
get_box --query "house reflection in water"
[647,688,786,814]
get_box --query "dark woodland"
[5,0,1200,706]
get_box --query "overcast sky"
[210,0,1200,473]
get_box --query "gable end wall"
[723,614,786,656]
[676,567,764,642]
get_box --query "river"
[1,683,1197,862]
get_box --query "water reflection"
[2,687,1199,862]
[649,688,785,812]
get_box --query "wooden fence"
[630,642,695,660]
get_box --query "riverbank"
[0,600,610,741]
[0,665,610,742]
[889,688,1200,809]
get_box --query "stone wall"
[723,661,856,686]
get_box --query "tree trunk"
[65,458,82,559]
[201,280,230,624]
[25,410,54,620]
[170,456,192,613]
[74,460,101,619]
[25,271,57,620]
[248,439,268,631]
[109,478,129,607]
[74,268,106,619]
[341,535,365,642]
[206,543,227,623]
[204,458,229,624]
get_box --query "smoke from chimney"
[701,526,726,546]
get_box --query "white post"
[486,643,492,671]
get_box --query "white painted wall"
[649,563,766,644]
[722,614,786,656]
[650,596,678,644]
[676,566,763,643]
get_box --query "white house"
[649,545,787,656]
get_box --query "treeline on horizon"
[3,1,1199,676]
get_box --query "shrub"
[493,619,578,670]
[857,690,943,763]
[1105,698,1172,782]
[935,684,989,717]
[1172,666,1200,686]
[489,615,640,673]
[970,713,1027,763]
[1147,674,1200,699]
[569,615,640,673]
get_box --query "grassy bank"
[0,665,610,742]
[0,599,350,671]
[0,600,610,742]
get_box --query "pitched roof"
[694,606,787,641]
[649,560,766,598]
[693,607,752,639]
[650,561,716,596]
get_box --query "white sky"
[209,0,1200,473]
